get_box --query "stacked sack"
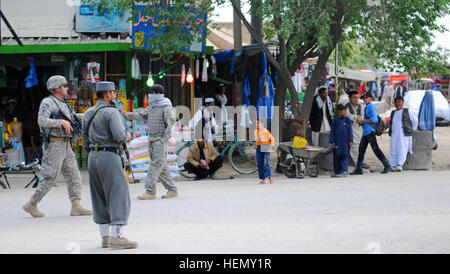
[127,136,180,181]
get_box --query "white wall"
[1,0,77,37]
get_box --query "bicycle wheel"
[228,141,257,174]
[175,145,196,178]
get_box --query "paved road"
[1,169,450,254]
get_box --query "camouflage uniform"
[127,102,177,195]
[30,96,83,203]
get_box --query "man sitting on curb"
[184,138,224,180]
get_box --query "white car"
[404,90,450,126]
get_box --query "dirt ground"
[364,126,450,172]
[206,126,450,181]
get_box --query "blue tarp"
[214,49,234,63]
[256,51,274,120]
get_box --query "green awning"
[0,42,132,54]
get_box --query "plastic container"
[143,94,148,108]
[92,91,98,105]
[6,148,20,169]
[10,118,23,141]
[133,95,138,109]
[129,97,134,112]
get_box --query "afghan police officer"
[23,75,92,218]
[82,81,137,249]
[121,84,177,200]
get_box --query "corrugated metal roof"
[1,35,132,46]
[327,62,378,82]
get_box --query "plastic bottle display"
[133,95,138,109]
[143,94,149,108]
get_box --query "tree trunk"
[230,0,299,119]
[250,0,263,44]
[275,80,287,119]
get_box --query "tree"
[82,0,214,62]
[227,0,449,136]
[84,0,450,137]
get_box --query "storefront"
[0,35,215,165]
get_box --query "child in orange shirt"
[254,119,275,184]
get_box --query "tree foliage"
[83,0,450,135]
[81,0,214,62]
[227,0,449,125]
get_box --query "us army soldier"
[23,75,92,218]
[121,84,177,200]
[83,81,137,249]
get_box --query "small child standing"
[254,119,275,184]
[329,104,353,178]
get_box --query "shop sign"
[76,5,130,33]
[132,5,206,52]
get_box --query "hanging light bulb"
[147,77,154,87]
[186,67,193,83]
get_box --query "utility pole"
[233,0,243,106]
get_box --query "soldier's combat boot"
[102,236,112,248]
[137,193,157,200]
[70,199,93,216]
[109,237,138,249]
[23,201,44,218]
[161,191,178,199]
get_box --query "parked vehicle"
[404,90,450,126]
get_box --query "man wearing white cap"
[189,97,218,143]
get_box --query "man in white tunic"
[215,83,228,123]
[309,87,333,146]
[388,96,418,171]
[189,98,218,143]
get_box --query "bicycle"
[175,135,258,178]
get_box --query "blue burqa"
[418,90,435,131]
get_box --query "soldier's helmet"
[47,75,68,92]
